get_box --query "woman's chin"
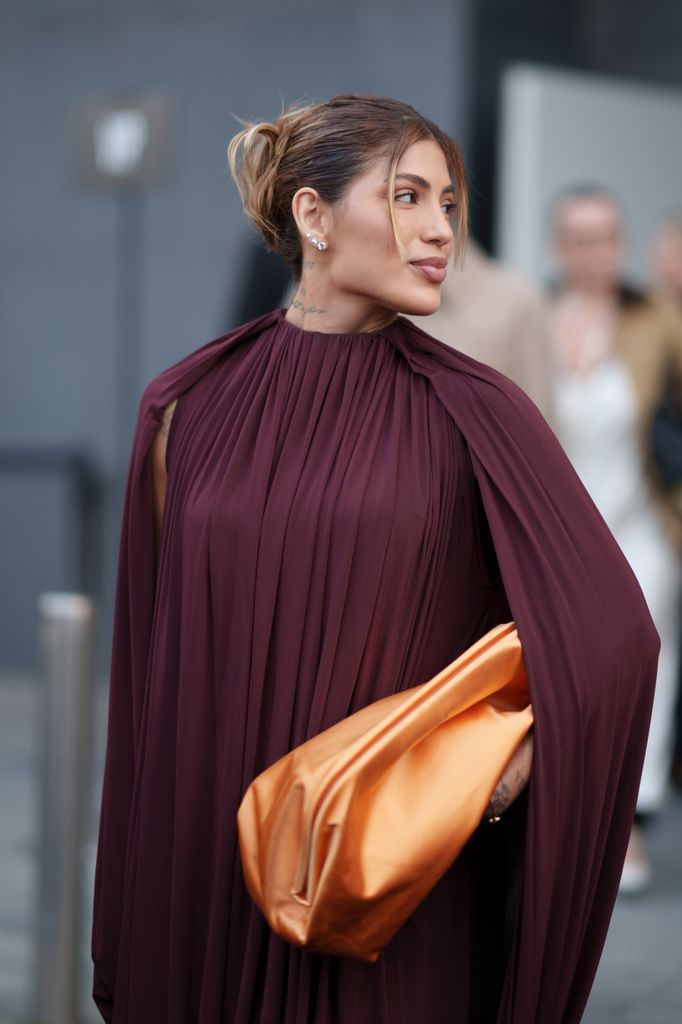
[397,292,442,317]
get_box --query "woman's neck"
[550,286,620,375]
[284,272,398,335]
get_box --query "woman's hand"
[483,729,534,821]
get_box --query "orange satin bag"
[237,621,533,962]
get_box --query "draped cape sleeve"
[91,311,283,1018]
[91,309,658,1023]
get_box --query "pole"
[34,593,95,1024]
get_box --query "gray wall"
[0,0,473,671]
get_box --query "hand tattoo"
[483,731,534,821]
[486,781,511,818]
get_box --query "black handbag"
[651,355,682,487]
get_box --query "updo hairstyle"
[227,94,468,280]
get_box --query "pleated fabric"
[92,308,658,1023]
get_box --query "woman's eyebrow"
[386,172,455,196]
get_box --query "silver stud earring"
[305,232,327,252]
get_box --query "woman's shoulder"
[397,314,555,444]
[137,308,283,424]
[399,313,540,402]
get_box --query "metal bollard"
[34,593,95,1024]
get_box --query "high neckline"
[275,306,403,340]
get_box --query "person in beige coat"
[648,212,682,794]
[546,186,682,891]
[649,213,682,306]
[404,240,555,425]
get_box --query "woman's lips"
[410,259,448,284]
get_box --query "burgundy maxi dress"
[92,307,658,1023]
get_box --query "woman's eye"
[395,191,416,205]
[442,201,457,216]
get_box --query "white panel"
[496,64,682,285]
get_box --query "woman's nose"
[423,204,454,247]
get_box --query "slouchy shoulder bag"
[237,621,533,962]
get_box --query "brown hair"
[227,94,468,280]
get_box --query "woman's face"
[320,138,458,317]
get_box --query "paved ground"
[1,671,681,1023]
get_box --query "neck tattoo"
[291,296,327,316]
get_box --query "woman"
[91,96,658,1023]
[546,186,682,891]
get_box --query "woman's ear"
[291,186,330,245]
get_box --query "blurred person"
[546,186,682,893]
[649,213,682,305]
[91,98,657,1023]
[648,212,682,793]
[404,239,555,424]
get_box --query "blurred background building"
[2,1,682,1021]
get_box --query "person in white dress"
[546,187,682,891]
